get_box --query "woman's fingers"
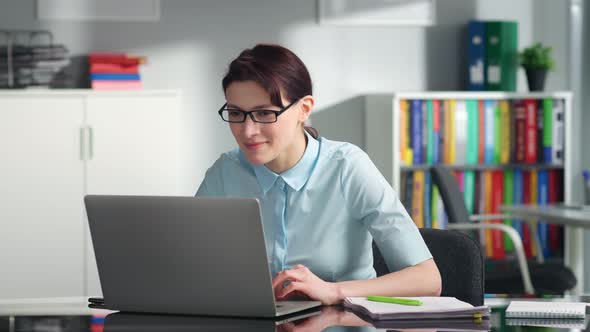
[276,281,308,299]
[272,268,306,291]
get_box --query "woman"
[196,44,441,305]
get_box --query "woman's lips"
[244,142,266,150]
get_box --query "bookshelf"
[311,91,582,292]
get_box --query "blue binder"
[467,20,486,90]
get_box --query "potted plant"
[519,42,555,91]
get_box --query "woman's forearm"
[334,258,442,301]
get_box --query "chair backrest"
[373,228,484,306]
[430,166,471,224]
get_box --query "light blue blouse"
[196,131,432,281]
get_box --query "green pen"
[367,295,423,306]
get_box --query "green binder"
[485,21,518,91]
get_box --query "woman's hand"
[272,264,343,305]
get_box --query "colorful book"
[494,101,502,163]
[432,100,441,163]
[90,63,139,74]
[447,100,456,164]
[503,169,514,251]
[491,170,505,259]
[536,100,545,163]
[431,185,440,229]
[513,100,527,162]
[499,100,511,163]
[477,100,485,163]
[464,170,475,214]
[524,99,538,163]
[411,100,423,165]
[537,170,549,257]
[411,170,425,228]
[424,171,432,228]
[483,171,494,258]
[547,170,561,253]
[529,170,538,257]
[465,99,479,164]
[91,80,143,90]
[454,100,468,164]
[89,53,147,65]
[542,99,553,163]
[512,169,524,239]
[91,73,141,81]
[483,100,496,163]
[552,99,564,164]
[400,100,410,164]
[426,100,434,164]
[522,171,533,257]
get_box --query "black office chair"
[430,165,576,295]
[373,228,484,306]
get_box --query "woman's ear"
[299,95,314,123]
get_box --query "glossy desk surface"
[0,296,588,332]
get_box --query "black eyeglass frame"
[217,98,300,123]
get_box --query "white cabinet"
[0,91,181,299]
[84,95,180,296]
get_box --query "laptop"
[84,195,321,317]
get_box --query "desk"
[501,204,590,294]
[0,298,489,332]
[3,297,590,332]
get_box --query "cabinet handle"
[88,126,94,160]
[80,127,86,161]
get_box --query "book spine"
[552,99,564,164]
[412,170,425,228]
[432,100,441,163]
[491,170,505,259]
[400,100,409,164]
[499,100,511,164]
[524,99,538,163]
[543,99,553,163]
[503,169,514,251]
[484,100,496,164]
[411,100,423,165]
[538,170,550,257]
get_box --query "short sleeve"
[340,149,432,272]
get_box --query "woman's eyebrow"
[227,103,276,109]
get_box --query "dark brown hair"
[222,44,313,107]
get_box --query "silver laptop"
[84,195,321,317]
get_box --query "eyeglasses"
[218,99,300,123]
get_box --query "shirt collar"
[248,131,320,194]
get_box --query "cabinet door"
[0,96,85,298]
[84,95,181,296]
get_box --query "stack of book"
[89,53,145,90]
[467,20,518,91]
[0,30,71,88]
[399,97,565,260]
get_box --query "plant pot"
[525,68,547,91]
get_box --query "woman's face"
[225,80,308,166]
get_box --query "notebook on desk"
[506,300,588,319]
[506,317,589,329]
[343,297,490,320]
